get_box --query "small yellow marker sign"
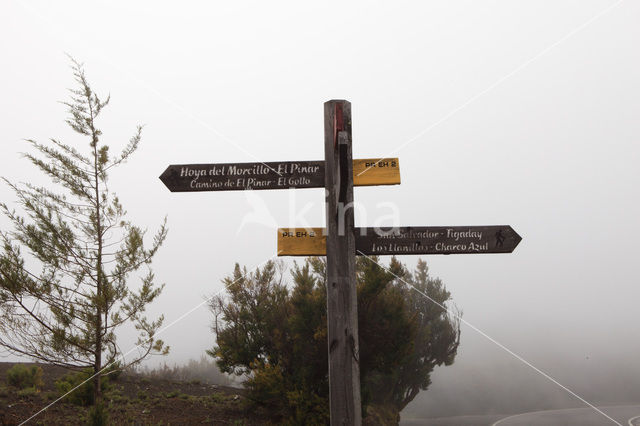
[352,158,400,186]
[278,228,327,256]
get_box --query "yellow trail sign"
[277,228,327,256]
[352,158,400,186]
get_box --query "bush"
[87,402,109,426]
[209,393,223,403]
[102,361,123,382]
[55,369,111,407]
[106,391,128,404]
[210,258,461,423]
[6,364,44,391]
[17,387,38,397]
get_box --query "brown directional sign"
[277,226,522,256]
[356,226,522,255]
[159,158,399,192]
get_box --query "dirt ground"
[0,362,277,425]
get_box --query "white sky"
[1,0,639,414]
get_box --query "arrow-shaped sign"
[159,158,400,192]
[277,226,522,256]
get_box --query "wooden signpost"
[161,99,522,426]
[323,101,361,424]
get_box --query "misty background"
[1,0,639,419]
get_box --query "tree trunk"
[90,100,103,407]
[93,357,101,405]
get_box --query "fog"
[1,0,638,419]
[404,333,640,418]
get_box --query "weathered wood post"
[324,99,362,425]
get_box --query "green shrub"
[6,364,44,390]
[108,393,128,404]
[102,362,123,382]
[0,385,8,398]
[104,388,123,401]
[87,402,109,426]
[209,393,223,403]
[55,368,111,406]
[17,386,38,397]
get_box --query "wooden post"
[324,99,362,425]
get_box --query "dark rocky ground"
[0,362,276,425]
